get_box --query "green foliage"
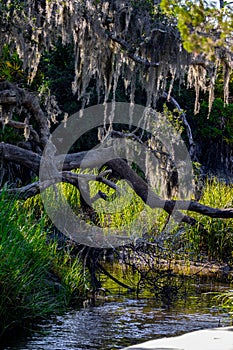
[33,169,233,264]
[34,40,80,115]
[184,178,233,263]
[194,98,233,144]
[0,45,25,82]
[38,168,172,243]
[160,0,233,59]
[0,191,86,336]
[92,180,145,230]
[51,169,148,234]
[215,289,233,316]
[0,121,24,144]
[163,104,184,134]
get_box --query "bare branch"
[0,142,40,174]
[1,143,232,221]
[0,82,50,146]
[162,92,197,161]
[96,261,135,291]
[1,169,121,200]
[181,200,233,219]
[0,118,41,146]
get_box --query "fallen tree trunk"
[1,141,233,220]
[0,82,233,243]
[1,82,233,293]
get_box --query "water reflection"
[2,283,231,350]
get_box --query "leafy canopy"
[160,0,233,60]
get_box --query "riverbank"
[154,259,233,281]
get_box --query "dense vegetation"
[0,190,87,336]
[0,0,233,336]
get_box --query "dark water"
[1,280,231,350]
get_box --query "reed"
[0,190,85,336]
[58,171,233,263]
[185,178,233,263]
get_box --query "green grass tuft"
[0,190,86,336]
[184,178,233,263]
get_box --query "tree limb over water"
[0,79,232,225]
[1,140,233,222]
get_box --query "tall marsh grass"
[58,169,169,240]
[37,171,233,264]
[0,191,85,336]
[185,178,233,263]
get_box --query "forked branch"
[1,143,233,222]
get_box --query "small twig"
[0,118,41,144]
[96,261,135,291]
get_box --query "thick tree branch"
[107,32,212,70]
[1,143,233,220]
[57,147,117,170]
[1,170,121,200]
[106,158,233,220]
[184,201,233,219]
[0,142,40,174]
[0,89,17,104]
[0,119,41,146]
[0,82,50,147]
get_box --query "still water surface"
[2,281,231,350]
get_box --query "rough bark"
[0,82,232,232]
[1,142,233,221]
[0,82,50,148]
[0,143,41,174]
